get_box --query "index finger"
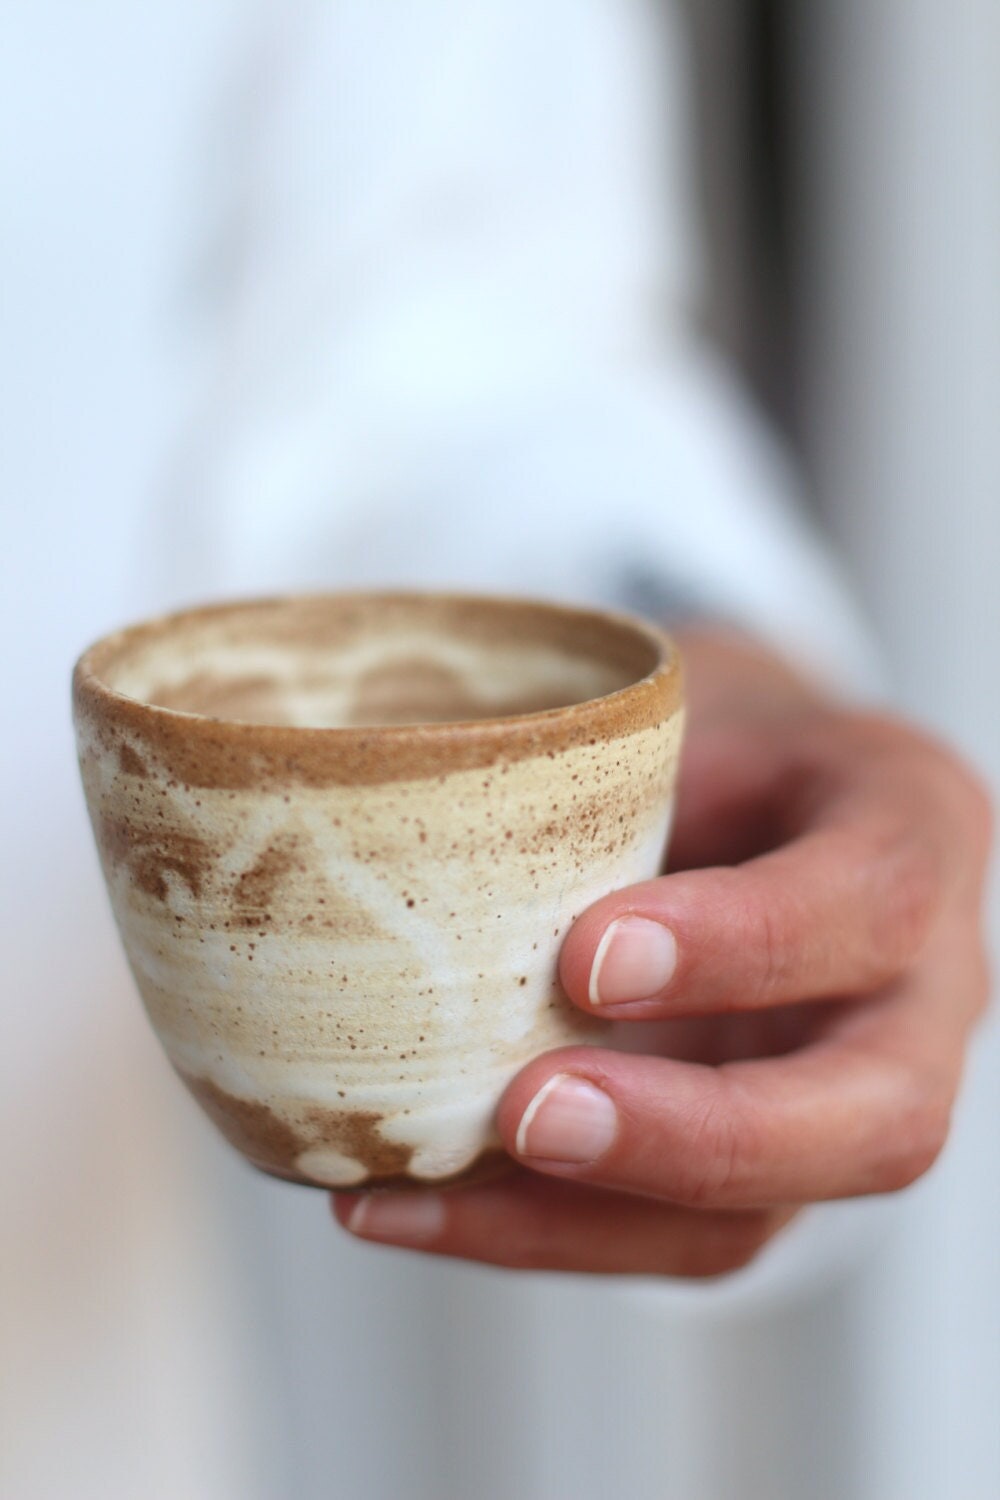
[558,728,972,1018]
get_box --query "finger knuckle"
[846,719,992,921]
[970,948,993,1024]
[954,938,995,1029]
[674,1081,759,1209]
[915,738,992,872]
[919,741,994,866]
[735,890,793,1008]
[872,840,942,973]
[877,1076,953,1193]
[956,765,995,869]
[959,758,994,820]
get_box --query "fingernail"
[515,1074,618,1163]
[589,917,677,1005]
[344,1192,445,1245]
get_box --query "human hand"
[333,629,992,1277]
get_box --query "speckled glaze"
[73,594,684,1190]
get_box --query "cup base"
[248,1146,516,1193]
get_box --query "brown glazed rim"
[72,591,683,788]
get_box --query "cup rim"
[72,591,682,787]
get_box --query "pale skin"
[332,628,993,1277]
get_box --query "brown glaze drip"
[231,834,300,923]
[180,1074,417,1182]
[98,813,210,901]
[306,1107,414,1178]
[183,1076,303,1167]
[117,743,148,777]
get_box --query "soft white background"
[2,3,997,1497]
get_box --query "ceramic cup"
[73,593,684,1189]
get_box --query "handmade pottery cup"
[73,593,684,1189]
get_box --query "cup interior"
[86,594,664,730]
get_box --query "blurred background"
[3,2,998,1497]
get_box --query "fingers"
[333,1174,797,1278]
[332,941,981,1269]
[558,717,981,1020]
[560,822,942,1019]
[497,949,976,1210]
[562,706,992,1024]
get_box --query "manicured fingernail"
[588,917,677,1005]
[515,1074,618,1163]
[344,1192,445,1245]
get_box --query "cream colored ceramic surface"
[73,594,684,1189]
